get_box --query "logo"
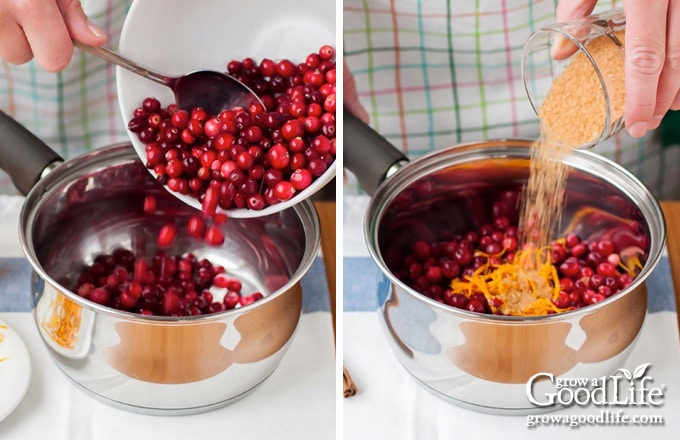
[526,363,666,408]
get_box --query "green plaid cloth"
[344,0,680,199]
[0,0,132,195]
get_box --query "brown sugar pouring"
[520,9,628,253]
[478,10,630,311]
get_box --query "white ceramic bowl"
[117,0,336,218]
[0,319,31,422]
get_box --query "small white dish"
[116,0,336,218]
[0,318,31,422]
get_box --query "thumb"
[57,0,107,45]
[552,0,599,59]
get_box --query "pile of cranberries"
[127,45,336,213]
[74,248,261,316]
[392,202,648,315]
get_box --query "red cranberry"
[502,236,518,252]
[247,194,266,210]
[259,58,276,77]
[204,226,225,245]
[425,267,442,284]
[201,187,219,217]
[564,233,580,248]
[559,257,580,277]
[453,248,473,266]
[586,251,604,268]
[596,261,617,277]
[290,169,313,190]
[89,288,110,305]
[187,215,206,239]
[273,181,296,201]
[413,241,431,260]
[323,94,336,113]
[157,224,177,248]
[579,265,595,279]
[559,278,574,292]
[273,60,295,78]
[466,300,486,313]
[305,157,325,177]
[318,45,335,60]
[143,195,157,214]
[594,239,616,257]
[227,60,242,74]
[142,97,161,113]
[553,291,571,308]
[446,293,468,309]
[77,283,94,298]
[571,243,587,258]
[485,242,503,255]
[268,145,290,169]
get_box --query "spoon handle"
[73,41,174,87]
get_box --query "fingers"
[552,0,599,59]
[555,0,599,22]
[652,0,680,122]
[622,0,669,137]
[0,19,33,65]
[57,0,106,45]
[13,0,74,71]
[0,0,106,72]
[343,61,370,123]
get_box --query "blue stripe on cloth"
[645,256,676,313]
[0,258,33,312]
[343,256,678,313]
[343,257,383,312]
[299,258,332,313]
[0,257,330,314]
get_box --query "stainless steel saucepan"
[343,110,665,414]
[0,111,320,415]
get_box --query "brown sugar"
[538,31,626,146]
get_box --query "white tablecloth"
[0,196,336,440]
[343,194,680,439]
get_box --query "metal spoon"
[74,41,261,114]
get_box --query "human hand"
[556,0,680,138]
[0,0,107,72]
[343,60,370,123]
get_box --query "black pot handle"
[0,110,63,195]
[343,109,409,195]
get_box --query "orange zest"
[620,255,643,277]
[42,292,82,350]
[450,247,564,316]
[449,245,641,316]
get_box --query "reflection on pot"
[104,284,302,384]
[442,283,646,383]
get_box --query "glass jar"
[522,9,626,149]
